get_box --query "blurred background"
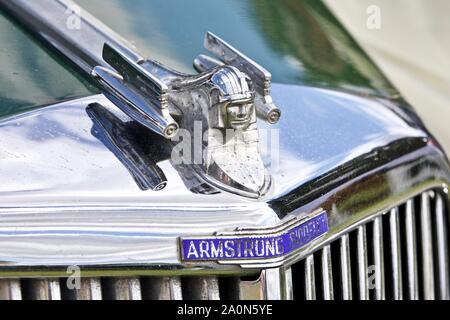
[325,0,450,152]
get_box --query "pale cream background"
[325,0,450,153]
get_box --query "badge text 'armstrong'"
[180,211,328,262]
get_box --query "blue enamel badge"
[180,211,328,266]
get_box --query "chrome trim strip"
[435,194,450,300]
[72,278,102,300]
[373,216,385,300]
[405,199,419,300]
[183,277,220,300]
[357,226,369,300]
[321,245,334,300]
[282,268,294,300]
[262,268,293,300]
[27,279,61,300]
[0,279,22,300]
[304,255,316,300]
[261,269,281,300]
[141,277,183,300]
[389,208,403,300]
[235,277,264,300]
[340,234,352,300]
[103,278,142,300]
[420,192,435,299]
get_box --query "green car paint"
[0,0,399,119]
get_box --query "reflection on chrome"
[0,0,450,301]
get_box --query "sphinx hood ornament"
[92,32,281,198]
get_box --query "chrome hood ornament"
[91,32,281,198]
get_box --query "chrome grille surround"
[292,190,450,300]
[1,188,449,300]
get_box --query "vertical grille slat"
[141,277,182,300]
[435,194,450,299]
[0,280,22,300]
[182,277,220,300]
[304,255,316,300]
[64,278,102,300]
[262,267,293,300]
[373,216,385,300]
[389,207,403,299]
[24,279,61,300]
[420,192,436,299]
[357,225,369,300]
[102,277,142,300]
[223,277,265,300]
[321,245,334,300]
[405,199,419,299]
[282,268,294,300]
[340,234,352,300]
[78,278,102,300]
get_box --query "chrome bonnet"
[0,83,447,275]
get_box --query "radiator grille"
[0,276,228,300]
[292,190,450,300]
[0,190,448,300]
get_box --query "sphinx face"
[225,103,253,130]
[209,66,256,131]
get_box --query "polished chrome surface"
[197,32,281,124]
[103,277,142,300]
[10,190,441,301]
[68,278,102,300]
[357,226,369,300]
[261,268,293,300]
[0,275,260,300]
[321,245,334,300]
[141,277,182,300]
[405,199,419,299]
[0,93,276,273]
[389,208,403,300]
[0,81,446,275]
[304,255,316,300]
[25,279,61,300]
[420,191,435,299]
[91,59,177,139]
[282,268,294,300]
[0,279,22,300]
[435,194,450,299]
[340,234,352,300]
[372,216,385,300]
[182,277,220,300]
